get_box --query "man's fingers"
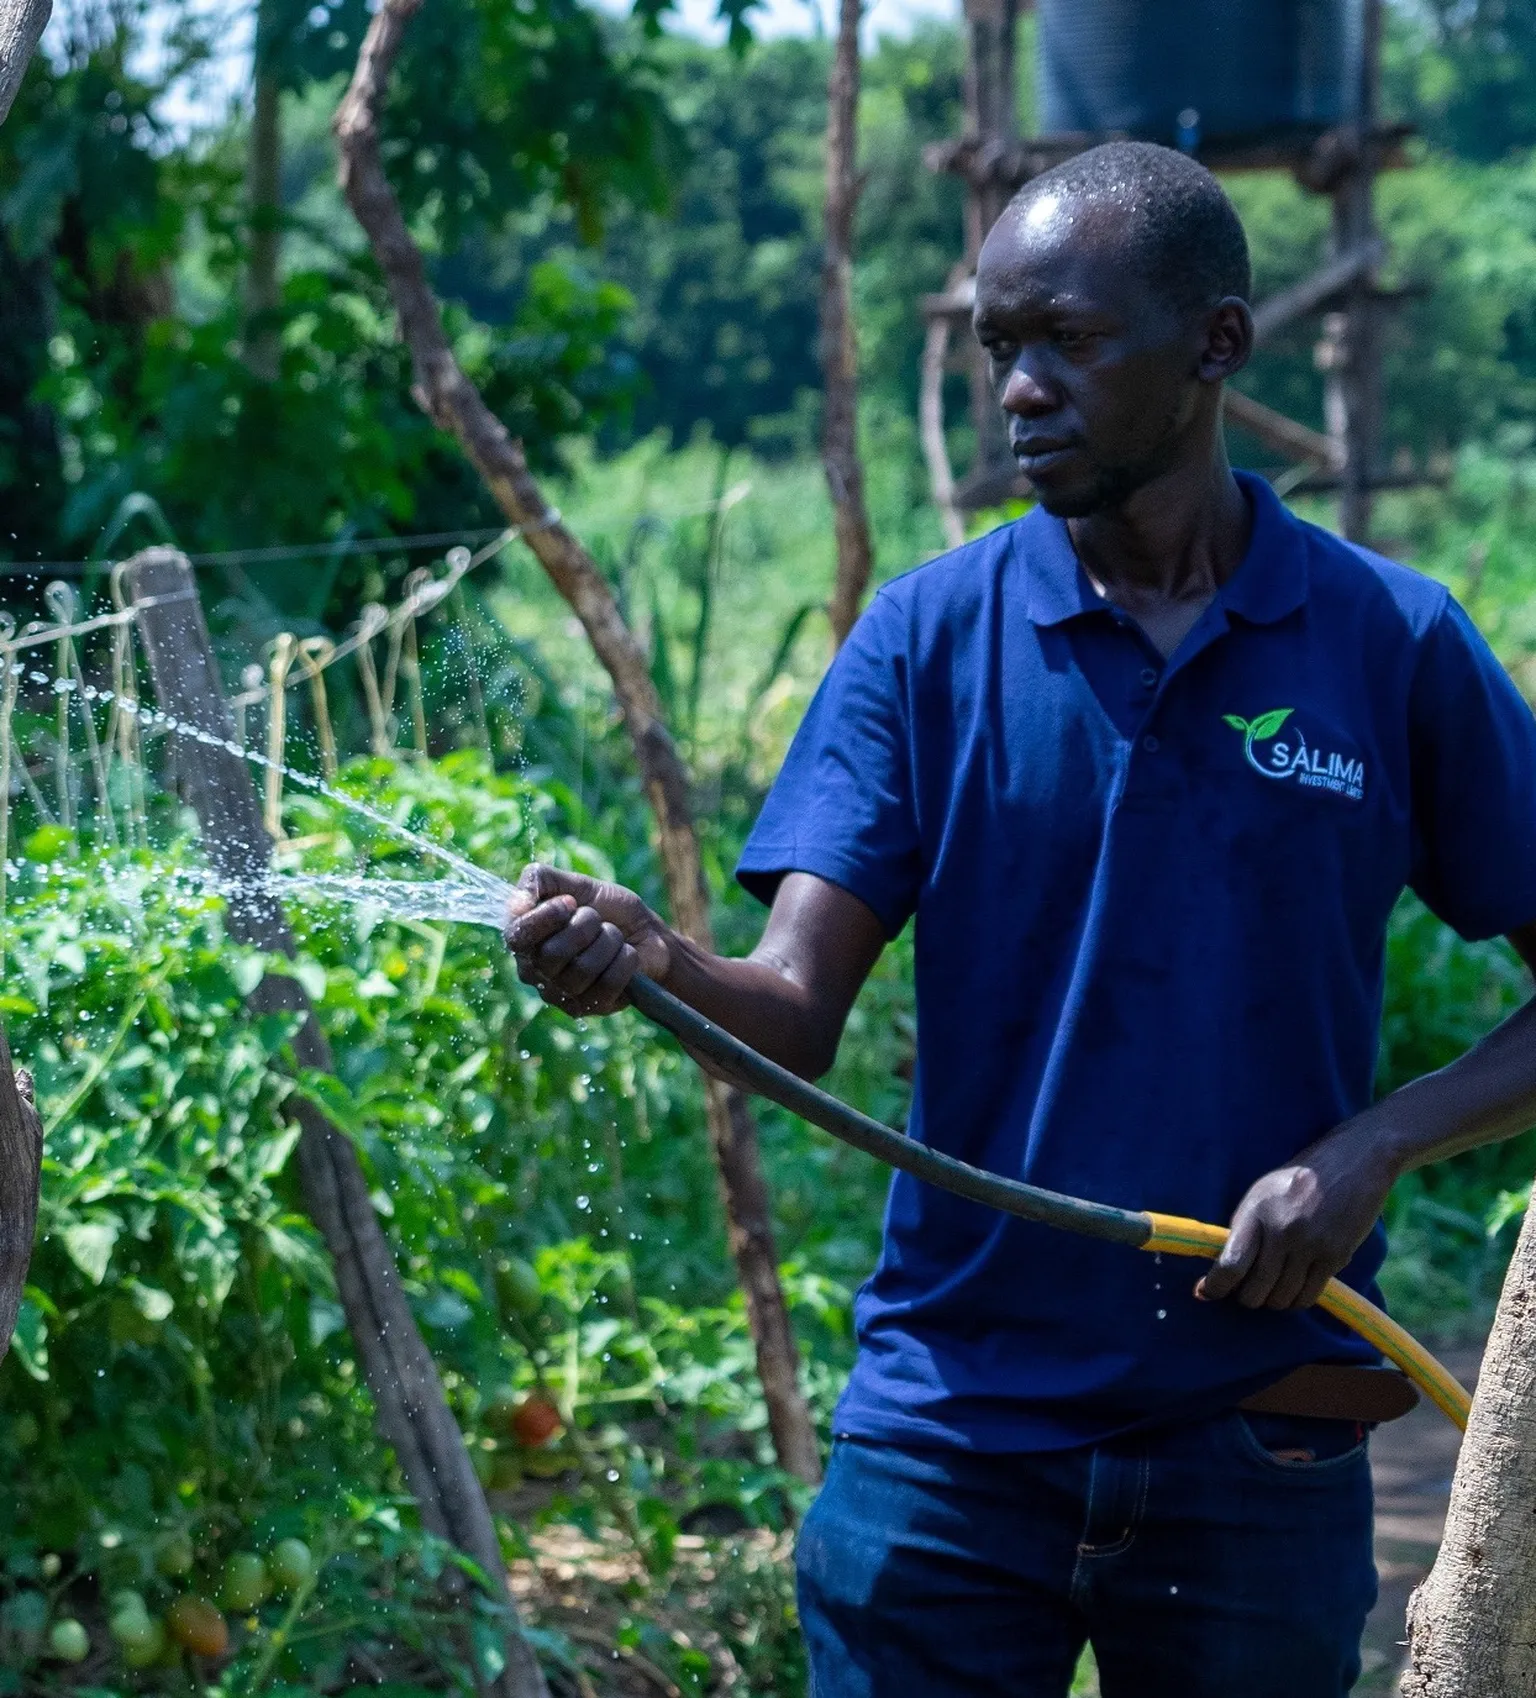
[1230,1234,1289,1309]
[508,862,599,925]
[1194,1220,1262,1303]
[1261,1256,1312,1312]
[567,940,639,1016]
[1294,1263,1336,1312]
[533,906,604,976]
[558,923,626,999]
[505,894,579,951]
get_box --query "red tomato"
[166,1596,230,1659]
[511,1395,562,1448]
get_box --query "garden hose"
[624,973,1473,1433]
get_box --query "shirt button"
[1140,667,1158,688]
[1143,735,1160,753]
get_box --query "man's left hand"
[1195,1124,1398,1311]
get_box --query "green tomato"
[489,1454,524,1492]
[469,1444,495,1488]
[220,1551,270,1612]
[494,1256,542,1319]
[110,1612,153,1648]
[48,1617,89,1662]
[156,1529,196,1577]
[269,1538,314,1593]
[10,1413,39,1448]
[108,1589,148,1625]
[121,1617,167,1668]
[111,1607,159,1649]
[521,1446,571,1479]
[482,1383,520,1437]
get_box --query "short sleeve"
[736,590,922,936]
[1408,597,1536,940]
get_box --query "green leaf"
[229,952,267,998]
[1248,708,1294,741]
[62,1217,120,1284]
[124,1280,174,1323]
[10,1298,48,1381]
[1221,713,1250,732]
[291,1070,365,1138]
[254,1122,303,1178]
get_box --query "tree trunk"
[0,0,49,125]
[1401,1196,1536,1696]
[244,0,283,382]
[332,1,822,1485]
[919,272,965,552]
[125,548,549,1698]
[959,0,1018,487]
[1320,0,1382,544]
[820,0,874,651]
[0,1027,43,1367]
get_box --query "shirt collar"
[1019,469,1311,629]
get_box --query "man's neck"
[1068,450,1252,611]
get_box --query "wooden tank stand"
[922,0,1433,544]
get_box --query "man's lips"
[1012,438,1081,472]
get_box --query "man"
[504,142,1536,1696]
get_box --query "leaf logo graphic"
[1223,708,1295,779]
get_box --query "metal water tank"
[1036,0,1361,151]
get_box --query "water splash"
[72,681,503,887]
[268,872,514,930]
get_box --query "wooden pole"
[959,0,1020,488]
[1322,0,1383,544]
[333,0,822,1485]
[124,548,549,1698]
[821,0,876,650]
[0,1028,42,1368]
[0,0,56,1384]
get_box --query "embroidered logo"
[1222,708,1365,800]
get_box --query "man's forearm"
[505,865,886,1082]
[1349,995,1536,1178]
[1201,991,1536,1310]
[657,931,843,1081]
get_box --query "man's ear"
[1198,298,1254,384]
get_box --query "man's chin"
[1024,471,1112,520]
[1022,461,1143,520]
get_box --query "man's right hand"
[504,863,672,1017]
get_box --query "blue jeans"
[796,1413,1377,1697]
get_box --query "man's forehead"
[975,201,1136,312]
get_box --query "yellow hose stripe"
[1141,1212,1471,1432]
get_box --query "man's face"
[972,195,1208,518]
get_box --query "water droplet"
[1156,1308,1168,1320]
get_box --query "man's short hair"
[1005,140,1252,316]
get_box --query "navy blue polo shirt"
[737,472,1536,1452]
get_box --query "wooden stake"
[0,1027,42,1369]
[821,0,876,649]
[333,0,821,1485]
[125,548,549,1698]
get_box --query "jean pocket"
[1235,1411,1369,1474]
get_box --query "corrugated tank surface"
[1037,0,1361,148]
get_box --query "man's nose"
[1000,360,1057,417]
